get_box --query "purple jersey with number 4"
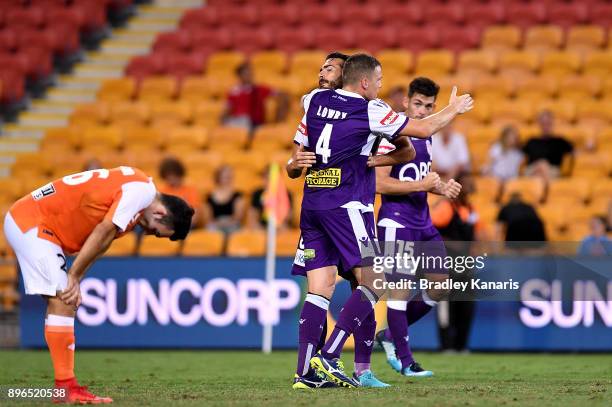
[295,88,408,210]
[377,134,434,229]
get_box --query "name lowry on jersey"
[315,105,348,120]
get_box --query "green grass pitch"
[0,350,610,406]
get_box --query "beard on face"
[319,77,341,89]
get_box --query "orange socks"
[44,315,75,383]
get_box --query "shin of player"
[4,167,194,403]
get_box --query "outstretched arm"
[400,87,474,139]
[376,167,441,195]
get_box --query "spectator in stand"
[482,125,524,181]
[578,216,612,256]
[221,62,289,132]
[157,157,202,228]
[432,124,470,179]
[204,165,245,235]
[247,166,293,230]
[523,110,574,182]
[387,85,406,113]
[496,192,546,248]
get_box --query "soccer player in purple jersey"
[289,54,473,388]
[374,78,463,378]
[287,52,414,389]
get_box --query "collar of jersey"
[335,88,365,100]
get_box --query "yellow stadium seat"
[566,26,606,52]
[11,153,53,178]
[290,50,326,77]
[81,127,123,151]
[457,50,498,75]
[469,140,492,174]
[376,50,413,75]
[588,195,610,217]
[123,126,163,150]
[193,101,225,127]
[489,100,536,127]
[554,124,593,150]
[109,102,151,126]
[149,102,193,126]
[208,127,249,150]
[546,177,591,205]
[222,151,268,174]
[252,123,293,151]
[524,25,563,52]
[514,75,558,100]
[498,51,540,76]
[180,76,224,102]
[471,74,514,100]
[537,202,571,230]
[501,177,546,205]
[232,167,264,195]
[473,176,502,202]
[226,230,266,257]
[572,151,611,177]
[97,78,135,102]
[252,51,288,77]
[181,229,225,256]
[164,126,208,150]
[482,26,522,51]
[70,102,109,127]
[0,178,24,204]
[138,76,177,102]
[276,228,300,256]
[42,127,78,151]
[182,151,224,173]
[207,51,245,75]
[0,263,17,283]
[558,75,602,102]
[540,51,582,77]
[106,234,137,256]
[575,100,611,129]
[583,51,612,77]
[139,235,180,256]
[566,222,591,242]
[414,50,454,76]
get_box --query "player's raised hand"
[449,86,474,114]
[292,143,317,169]
[421,171,441,192]
[443,178,462,199]
[60,274,82,309]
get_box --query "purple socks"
[296,293,329,376]
[322,286,378,360]
[353,307,376,375]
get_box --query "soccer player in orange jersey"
[4,166,194,404]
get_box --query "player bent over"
[4,167,194,404]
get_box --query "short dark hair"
[159,157,186,179]
[408,77,440,99]
[159,193,194,241]
[342,53,381,86]
[326,51,349,62]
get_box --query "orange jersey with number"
[9,166,156,253]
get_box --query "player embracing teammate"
[287,53,473,388]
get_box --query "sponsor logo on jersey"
[303,249,316,260]
[297,122,307,135]
[380,109,400,126]
[305,168,341,188]
[31,183,56,201]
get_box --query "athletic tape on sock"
[305,293,330,310]
[46,315,75,327]
[387,300,408,311]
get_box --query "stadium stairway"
[0,0,202,178]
